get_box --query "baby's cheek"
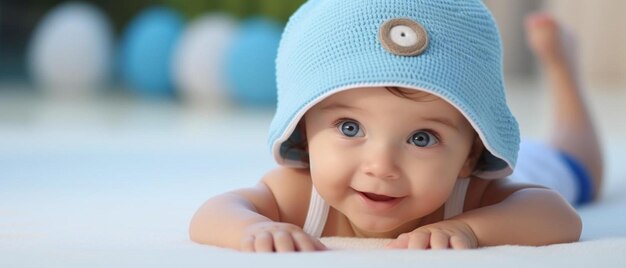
[310,158,351,188]
[409,167,459,201]
[309,155,354,200]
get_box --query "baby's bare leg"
[525,13,603,199]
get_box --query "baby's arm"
[455,181,582,247]
[388,179,581,249]
[189,168,325,252]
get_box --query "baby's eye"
[338,120,364,137]
[408,131,438,147]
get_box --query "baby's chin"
[347,215,418,238]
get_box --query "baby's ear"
[297,119,307,143]
[459,136,484,178]
[296,120,310,162]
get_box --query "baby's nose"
[360,145,401,180]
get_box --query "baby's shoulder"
[262,167,313,193]
[260,167,313,225]
[467,176,548,208]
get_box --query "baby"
[190,0,603,252]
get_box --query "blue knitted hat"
[268,0,520,179]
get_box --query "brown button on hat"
[379,18,429,56]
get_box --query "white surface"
[1,82,625,267]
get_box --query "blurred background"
[1,1,625,264]
[1,0,626,94]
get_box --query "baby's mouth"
[361,192,398,202]
[356,190,404,210]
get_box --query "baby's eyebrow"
[420,116,460,132]
[319,103,365,112]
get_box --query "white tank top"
[302,178,471,238]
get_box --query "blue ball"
[225,17,282,106]
[120,7,184,97]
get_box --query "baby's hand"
[386,220,478,250]
[241,222,327,252]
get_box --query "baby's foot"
[525,12,576,66]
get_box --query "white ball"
[28,2,113,96]
[172,13,238,106]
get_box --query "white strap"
[444,178,470,220]
[302,186,330,238]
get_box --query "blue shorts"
[509,140,594,206]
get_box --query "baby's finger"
[292,232,316,252]
[241,235,256,252]
[272,231,296,252]
[429,231,450,250]
[254,232,274,252]
[312,237,328,251]
[450,235,472,249]
[386,233,409,249]
[407,232,430,249]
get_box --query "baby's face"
[304,87,478,236]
